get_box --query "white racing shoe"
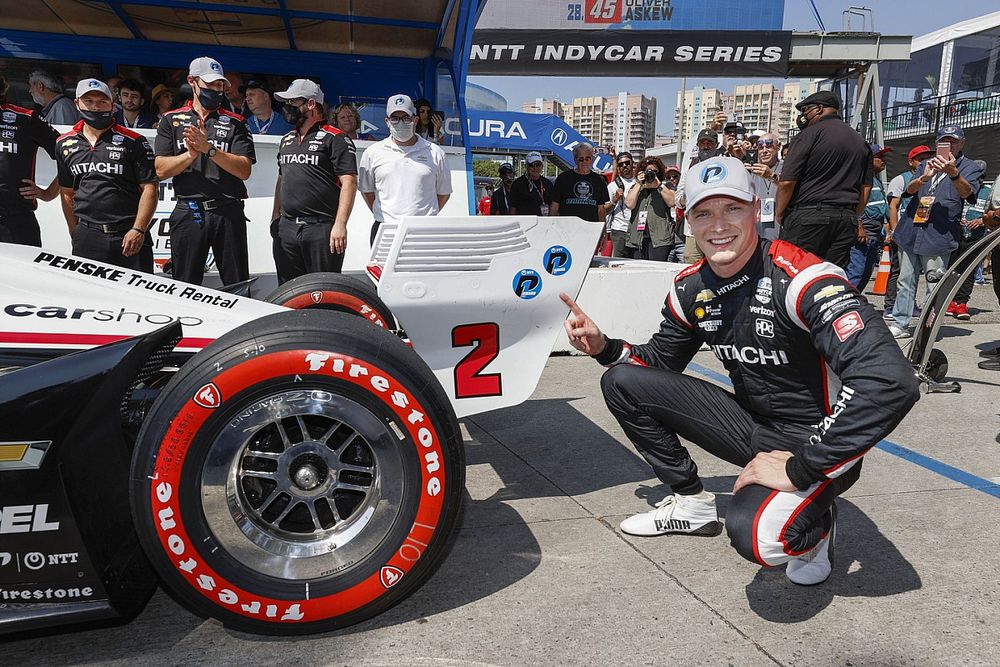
[619,492,723,537]
[786,504,837,586]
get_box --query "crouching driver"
[561,156,919,585]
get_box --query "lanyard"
[528,178,546,204]
[251,114,273,134]
[926,172,947,196]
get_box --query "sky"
[468,0,991,135]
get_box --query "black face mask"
[698,147,720,162]
[795,112,811,130]
[282,104,300,126]
[80,109,115,130]
[196,85,226,111]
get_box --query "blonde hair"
[332,103,361,129]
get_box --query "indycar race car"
[0,216,602,636]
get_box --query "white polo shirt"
[358,135,452,224]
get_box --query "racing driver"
[561,156,919,585]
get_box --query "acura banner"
[469,30,793,77]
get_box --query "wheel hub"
[290,454,328,491]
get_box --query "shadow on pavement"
[937,325,974,340]
[742,499,921,623]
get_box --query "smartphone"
[936,142,951,159]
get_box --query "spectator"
[550,142,609,224]
[662,165,684,261]
[888,125,983,338]
[490,163,514,215]
[606,152,637,257]
[332,103,375,141]
[224,73,246,115]
[27,69,79,126]
[722,121,748,159]
[56,79,156,272]
[977,191,1000,368]
[677,128,726,261]
[241,79,292,135]
[413,98,444,144]
[508,151,553,216]
[776,90,872,268]
[681,109,726,166]
[478,184,493,215]
[106,75,123,98]
[846,144,891,291]
[150,84,175,120]
[0,73,60,247]
[946,160,990,321]
[883,145,934,319]
[114,78,158,129]
[154,56,256,287]
[358,94,451,245]
[622,156,677,261]
[745,132,782,240]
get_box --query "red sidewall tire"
[129,310,463,635]
[264,272,394,330]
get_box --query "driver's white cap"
[684,156,755,211]
[275,79,324,104]
[75,78,112,100]
[189,56,226,83]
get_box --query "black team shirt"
[55,122,156,226]
[154,105,256,200]
[552,170,610,222]
[0,103,59,215]
[277,123,357,218]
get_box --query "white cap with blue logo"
[75,78,113,101]
[684,156,755,211]
[385,94,416,117]
[189,56,227,84]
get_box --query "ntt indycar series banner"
[469,30,792,77]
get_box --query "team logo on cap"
[210,61,222,72]
[700,162,728,184]
[88,80,100,89]
[394,96,406,106]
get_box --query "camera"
[644,169,658,183]
[744,149,759,164]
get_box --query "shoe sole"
[788,504,837,587]
[621,520,724,538]
[956,315,971,321]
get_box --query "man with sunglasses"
[777,91,872,268]
[550,142,609,224]
[509,151,554,217]
[358,94,451,245]
[606,152,638,257]
[746,133,782,240]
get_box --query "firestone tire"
[129,310,464,635]
[264,272,395,330]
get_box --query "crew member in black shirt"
[509,151,553,216]
[0,74,61,246]
[55,79,157,271]
[777,91,872,268]
[270,79,357,283]
[154,56,255,286]
[550,142,609,222]
[489,162,514,215]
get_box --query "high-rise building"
[777,79,823,140]
[674,86,724,147]
[729,84,780,134]
[525,93,657,156]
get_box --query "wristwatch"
[948,172,960,181]
[207,146,218,158]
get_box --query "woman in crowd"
[331,103,374,141]
[413,98,444,144]
[150,84,175,120]
[622,156,678,261]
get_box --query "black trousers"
[779,205,857,268]
[273,216,344,285]
[884,241,901,310]
[72,223,152,273]
[168,200,248,286]
[0,211,42,246]
[601,364,861,566]
[953,232,987,305]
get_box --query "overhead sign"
[464,110,614,172]
[477,0,785,32]
[470,30,792,77]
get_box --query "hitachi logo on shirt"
[70,162,124,176]
[712,344,789,365]
[0,141,17,154]
[280,153,320,165]
[810,385,856,445]
[716,274,750,295]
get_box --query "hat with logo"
[189,56,226,84]
[869,143,891,156]
[936,124,965,140]
[795,90,840,111]
[697,128,719,145]
[907,144,933,161]
[499,162,514,174]
[275,79,324,104]
[525,151,544,165]
[239,78,273,95]
[74,78,113,101]
[684,156,755,211]
[385,94,416,117]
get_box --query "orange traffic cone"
[872,244,891,295]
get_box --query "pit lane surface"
[5,287,1000,666]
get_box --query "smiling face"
[336,107,358,134]
[687,195,758,277]
[119,86,142,112]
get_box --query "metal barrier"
[876,85,1000,141]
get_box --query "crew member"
[154,56,255,286]
[490,162,514,215]
[55,79,157,271]
[508,151,553,216]
[271,79,357,282]
[562,156,919,585]
[0,74,61,246]
[358,94,451,245]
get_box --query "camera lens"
[644,170,657,182]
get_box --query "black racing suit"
[596,239,919,566]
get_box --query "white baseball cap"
[275,79,324,104]
[525,151,544,165]
[386,94,416,117]
[684,156,755,211]
[189,56,226,84]
[75,78,112,101]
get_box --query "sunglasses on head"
[756,139,776,147]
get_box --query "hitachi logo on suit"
[712,345,789,365]
[69,162,123,175]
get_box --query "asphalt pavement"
[4,283,1000,666]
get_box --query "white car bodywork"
[0,216,602,418]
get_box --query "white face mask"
[388,118,415,142]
